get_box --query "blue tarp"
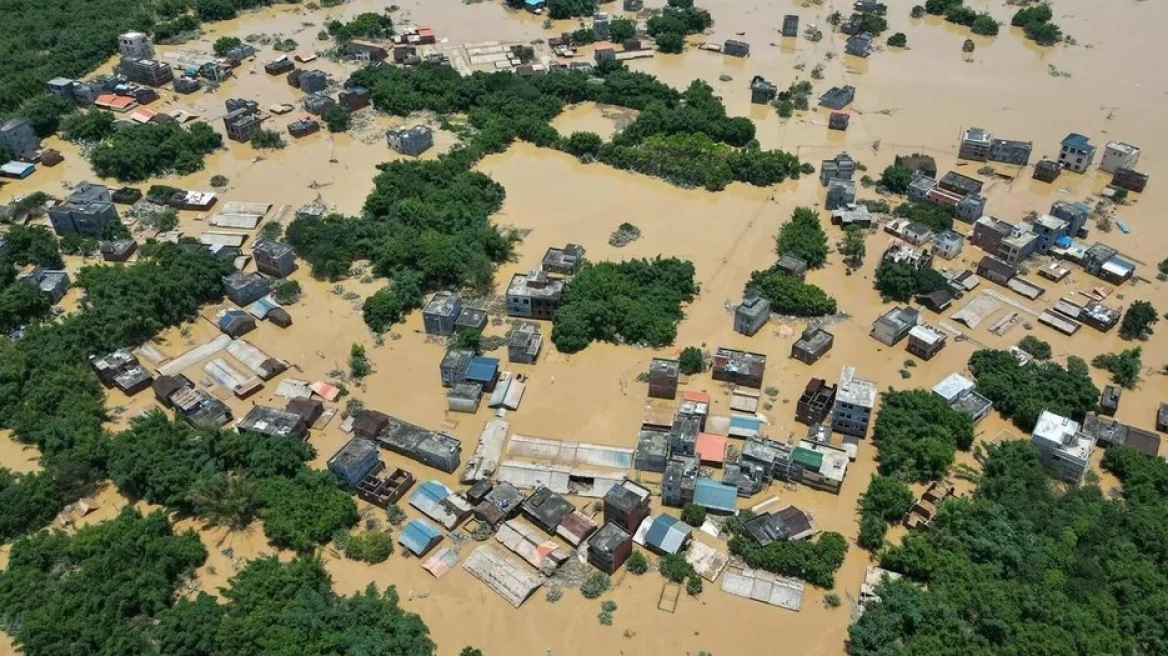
[644,515,692,554]
[1055,236,1073,248]
[694,477,738,513]
[398,519,442,556]
[524,0,545,6]
[464,356,499,383]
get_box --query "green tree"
[681,503,707,527]
[872,389,974,480]
[89,122,221,182]
[686,574,703,595]
[626,550,648,574]
[886,32,907,47]
[344,530,394,563]
[873,261,944,302]
[924,0,962,15]
[1119,300,1158,339]
[323,106,352,133]
[188,472,259,530]
[728,532,848,588]
[1011,3,1052,27]
[255,471,358,552]
[563,131,604,158]
[744,270,837,316]
[61,110,116,143]
[609,18,637,43]
[1017,335,1052,359]
[250,129,286,149]
[273,279,302,304]
[1092,347,1142,389]
[15,94,76,138]
[839,226,866,269]
[655,31,685,53]
[968,349,1099,431]
[659,553,695,583]
[196,0,237,21]
[878,164,914,193]
[970,13,999,35]
[460,649,484,656]
[580,571,610,598]
[859,475,915,521]
[776,207,829,268]
[349,343,372,378]
[944,5,977,26]
[213,36,243,56]
[678,346,704,375]
[857,513,888,551]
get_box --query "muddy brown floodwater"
[3,0,1168,654]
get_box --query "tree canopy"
[1118,300,1158,340]
[551,257,697,353]
[872,389,974,481]
[89,121,222,182]
[745,268,837,316]
[873,260,947,302]
[968,349,1098,431]
[776,207,829,268]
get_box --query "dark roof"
[152,374,188,401]
[978,256,1015,280]
[352,409,391,438]
[285,397,324,424]
[1124,427,1161,458]
[604,481,651,514]
[1061,133,1091,149]
[589,522,632,555]
[521,486,575,529]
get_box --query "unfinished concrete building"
[712,347,766,389]
[648,357,680,399]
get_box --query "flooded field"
[3,0,1168,653]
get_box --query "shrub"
[681,503,707,527]
[273,280,302,305]
[1092,348,1142,389]
[970,14,998,36]
[626,550,648,575]
[580,571,611,599]
[1017,335,1051,360]
[344,530,393,562]
[678,346,704,375]
[386,504,406,526]
[659,553,695,583]
[251,129,286,149]
[349,343,371,378]
[686,575,703,596]
[886,32,907,47]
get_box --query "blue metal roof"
[398,519,442,556]
[411,480,451,506]
[644,515,692,554]
[693,478,738,513]
[1061,133,1090,149]
[218,309,247,330]
[464,356,499,383]
[524,0,545,5]
[729,415,762,430]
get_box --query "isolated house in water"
[386,125,434,156]
[648,358,680,399]
[734,289,771,336]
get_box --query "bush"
[857,514,888,551]
[273,279,302,304]
[886,32,907,47]
[210,174,229,187]
[343,530,393,562]
[1011,3,1052,27]
[1092,348,1142,389]
[1118,300,1158,340]
[825,593,842,608]
[386,504,406,526]
[251,129,286,149]
[678,346,704,375]
[659,553,695,583]
[681,503,707,527]
[745,269,837,316]
[910,5,925,18]
[873,261,946,302]
[349,343,371,378]
[580,571,611,598]
[879,164,913,192]
[970,14,999,36]
[323,107,351,133]
[563,131,604,158]
[655,31,685,53]
[686,575,703,596]
[944,5,976,26]
[1017,335,1051,360]
[924,0,961,15]
[626,550,648,575]
[213,36,243,56]
[729,532,848,588]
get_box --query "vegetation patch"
[776,207,829,268]
[968,349,1099,431]
[89,121,222,182]
[872,389,974,481]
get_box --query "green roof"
[792,447,824,470]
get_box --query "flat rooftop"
[507,270,563,298]
[836,365,877,408]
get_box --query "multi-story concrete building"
[724,39,751,57]
[831,365,877,437]
[1099,141,1140,174]
[117,57,173,86]
[871,306,919,346]
[820,152,856,185]
[998,228,1038,268]
[422,291,462,336]
[252,238,297,277]
[988,139,1033,166]
[222,271,271,306]
[750,76,777,104]
[1058,133,1096,173]
[47,182,117,237]
[505,270,563,319]
[970,216,1013,254]
[734,289,771,336]
[1049,200,1091,238]
[958,127,992,161]
[386,125,434,156]
[541,243,585,276]
[117,31,154,59]
[1031,410,1095,484]
[0,118,39,160]
[1030,215,1069,254]
[826,179,856,210]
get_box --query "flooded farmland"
[3,0,1168,653]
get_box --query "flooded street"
[3,0,1168,653]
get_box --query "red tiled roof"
[695,433,727,464]
[682,390,710,404]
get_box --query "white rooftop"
[908,324,946,346]
[1105,141,1139,155]
[1031,410,1092,459]
[932,373,974,403]
[836,365,877,408]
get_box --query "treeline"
[327,12,394,43]
[873,260,946,301]
[1011,3,1061,45]
[744,269,837,316]
[726,518,849,588]
[850,441,1168,655]
[0,226,64,332]
[872,389,974,481]
[551,257,697,353]
[968,349,1098,431]
[0,509,435,656]
[89,121,222,182]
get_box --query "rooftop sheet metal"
[693,478,738,513]
[462,417,509,484]
[157,334,232,376]
[462,545,545,608]
[721,568,805,610]
[639,514,692,554]
[398,519,442,556]
[421,547,460,578]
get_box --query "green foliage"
[873,261,945,302]
[1013,3,1061,45]
[839,226,867,269]
[852,441,1168,656]
[323,106,352,132]
[678,346,704,375]
[563,131,604,158]
[155,555,435,656]
[886,32,907,47]
[0,281,53,334]
[551,257,697,353]
[213,35,243,56]
[860,475,915,521]
[911,5,925,18]
[1119,300,1158,339]
[0,509,207,656]
[580,571,611,598]
[609,18,637,42]
[892,201,954,232]
[873,390,974,481]
[13,93,76,138]
[729,532,848,588]
[61,110,116,143]
[344,530,394,562]
[1011,3,1052,27]
[196,0,237,21]
[3,225,63,268]
[681,503,707,527]
[852,12,888,34]
[944,4,976,26]
[349,343,371,378]
[659,553,695,583]
[646,1,712,53]
[857,513,888,551]
[362,270,424,332]
[327,12,394,42]
[454,329,482,354]
[250,128,286,149]
[188,473,260,530]
[968,349,1099,431]
[90,121,221,181]
[255,471,358,552]
[878,164,913,193]
[460,649,484,656]
[924,0,961,15]
[570,27,596,46]
[626,550,648,575]
[1016,335,1051,360]
[1092,347,1142,389]
[825,592,842,608]
[745,269,837,316]
[776,207,829,268]
[386,503,407,526]
[154,14,202,42]
[686,575,703,596]
[139,206,180,231]
[547,0,597,19]
[654,31,685,53]
[273,279,302,304]
[970,13,999,35]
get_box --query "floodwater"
[3,0,1168,654]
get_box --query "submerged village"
[2,0,1168,654]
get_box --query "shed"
[463,545,544,607]
[693,477,738,514]
[217,309,256,338]
[636,514,692,555]
[398,519,443,557]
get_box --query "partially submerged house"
[734,289,771,336]
[712,347,766,389]
[932,373,993,424]
[603,480,652,533]
[648,357,680,399]
[328,437,382,487]
[237,405,307,440]
[507,323,543,364]
[541,243,585,275]
[870,306,919,346]
[831,365,877,438]
[386,125,434,156]
[636,514,693,555]
[588,522,633,574]
[1031,410,1095,484]
[399,519,443,557]
[506,270,563,319]
[791,326,833,365]
[795,377,836,425]
[906,324,947,361]
[743,506,813,545]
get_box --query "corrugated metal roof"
[410,480,452,515]
[398,519,442,555]
[644,515,692,554]
[464,356,499,382]
[422,546,460,578]
[792,447,824,470]
[693,478,737,513]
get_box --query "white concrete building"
[1030,410,1095,485]
[1099,141,1140,174]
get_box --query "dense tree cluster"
[1092,347,1142,389]
[543,0,600,19]
[776,207,829,268]
[850,441,1168,655]
[873,260,946,302]
[551,257,697,353]
[1012,3,1061,45]
[678,346,704,375]
[872,390,974,481]
[89,121,222,182]
[968,349,1099,431]
[878,164,913,194]
[851,11,888,35]
[1016,334,1051,360]
[729,531,848,588]
[362,270,424,333]
[857,475,915,551]
[745,269,837,316]
[61,109,117,143]
[1118,299,1158,340]
[647,0,714,53]
[327,12,394,42]
[892,201,954,232]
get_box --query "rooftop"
[1061,133,1091,149]
[933,373,975,402]
[590,521,632,554]
[713,347,767,376]
[794,327,833,353]
[795,440,849,482]
[605,480,651,513]
[649,357,679,378]
[507,270,563,299]
[642,514,692,553]
[424,291,461,317]
[908,324,946,346]
[877,306,920,332]
[1032,410,1094,459]
[1105,141,1139,155]
[237,405,304,438]
[963,127,991,144]
[542,243,584,271]
[837,365,877,408]
[522,486,575,528]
